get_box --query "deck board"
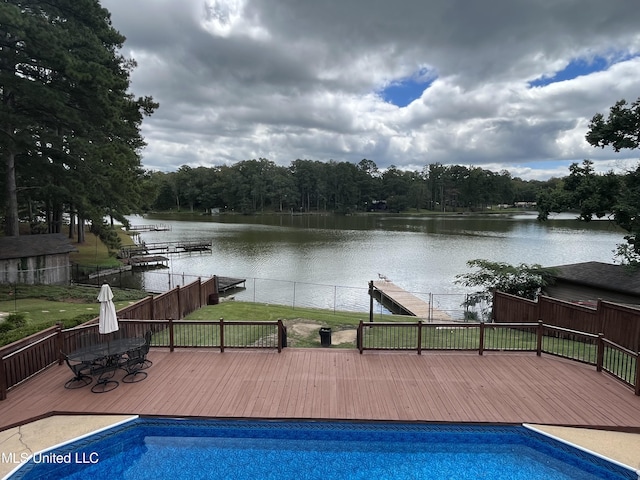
[1,349,640,431]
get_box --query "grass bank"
[68,228,136,268]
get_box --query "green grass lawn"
[186,301,384,327]
[0,285,148,346]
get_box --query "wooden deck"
[372,281,452,321]
[1,349,640,432]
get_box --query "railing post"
[0,354,6,401]
[56,322,65,365]
[479,322,485,356]
[168,318,175,352]
[596,333,604,372]
[358,321,363,354]
[220,318,225,353]
[634,352,640,396]
[536,320,543,356]
[277,320,283,353]
[417,321,422,355]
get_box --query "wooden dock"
[218,276,246,293]
[371,281,452,322]
[120,240,212,258]
[129,224,172,232]
[126,255,169,268]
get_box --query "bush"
[7,313,27,328]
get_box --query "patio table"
[68,337,146,393]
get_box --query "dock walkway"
[129,224,172,232]
[120,240,212,259]
[371,281,452,322]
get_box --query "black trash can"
[319,327,332,347]
[208,293,219,305]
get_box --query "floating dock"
[370,281,452,322]
[129,224,172,232]
[127,255,169,268]
[217,276,246,293]
[120,240,212,258]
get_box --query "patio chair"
[89,354,120,393]
[139,330,153,369]
[121,345,148,383]
[62,353,93,389]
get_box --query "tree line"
[1,0,156,245]
[142,159,556,215]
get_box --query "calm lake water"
[125,212,623,317]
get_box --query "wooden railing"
[0,325,62,400]
[357,320,640,395]
[0,318,285,400]
[61,319,285,352]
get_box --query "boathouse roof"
[0,233,77,260]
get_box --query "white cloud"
[102,0,640,178]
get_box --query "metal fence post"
[368,281,374,323]
[479,322,485,356]
[429,293,433,322]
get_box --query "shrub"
[6,313,27,328]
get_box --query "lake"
[125,212,624,318]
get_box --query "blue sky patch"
[529,54,637,87]
[380,68,437,107]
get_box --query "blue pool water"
[8,418,636,480]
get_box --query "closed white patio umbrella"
[98,283,119,335]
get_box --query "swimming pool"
[6,418,637,480]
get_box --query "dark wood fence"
[492,291,640,352]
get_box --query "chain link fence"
[141,270,476,321]
[68,266,482,321]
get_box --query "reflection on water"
[122,213,624,314]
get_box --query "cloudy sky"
[101,0,640,180]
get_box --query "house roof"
[548,261,640,296]
[0,233,77,260]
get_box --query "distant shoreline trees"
[141,159,555,216]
